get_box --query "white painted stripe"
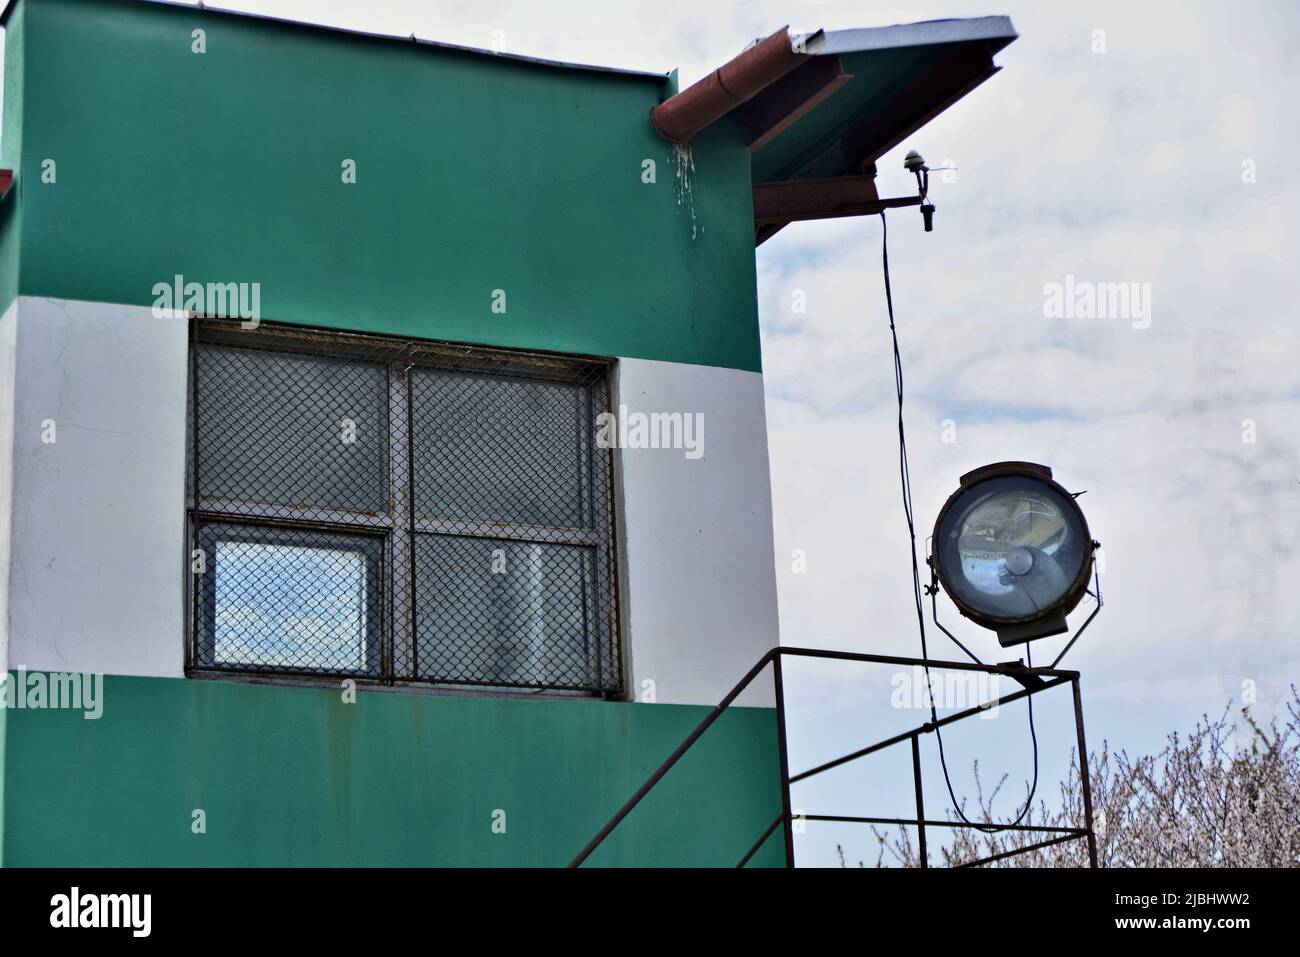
[0,299,18,674]
[614,358,779,707]
[2,298,782,706]
[5,297,188,677]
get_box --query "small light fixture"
[903,150,935,232]
[930,462,1094,647]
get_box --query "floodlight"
[930,462,1094,647]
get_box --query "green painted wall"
[0,704,6,866]
[2,675,785,867]
[0,3,20,863]
[8,0,762,371]
[0,1,24,316]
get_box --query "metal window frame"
[185,317,624,697]
[194,521,386,677]
[404,362,619,691]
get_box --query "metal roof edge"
[805,16,1017,56]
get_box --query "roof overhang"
[649,16,1017,245]
[751,18,1016,183]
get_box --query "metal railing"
[569,647,1098,868]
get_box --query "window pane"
[414,534,606,689]
[188,324,621,693]
[196,524,382,675]
[411,370,592,528]
[195,346,388,513]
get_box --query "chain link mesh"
[188,319,622,695]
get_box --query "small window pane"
[196,524,382,675]
[195,346,388,513]
[414,534,605,689]
[411,370,592,528]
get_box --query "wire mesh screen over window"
[188,320,622,695]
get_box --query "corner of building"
[0,298,18,867]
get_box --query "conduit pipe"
[649,26,822,143]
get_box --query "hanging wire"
[877,210,1038,833]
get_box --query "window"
[187,319,622,695]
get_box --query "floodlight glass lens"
[936,475,1087,622]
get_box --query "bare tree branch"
[846,687,1300,868]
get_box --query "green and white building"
[0,0,1012,866]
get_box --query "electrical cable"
[877,210,1039,833]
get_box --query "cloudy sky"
[4,0,1297,866]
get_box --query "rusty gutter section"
[649,27,822,143]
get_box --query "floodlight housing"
[930,462,1093,647]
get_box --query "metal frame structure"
[570,647,1098,868]
[186,317,624,696]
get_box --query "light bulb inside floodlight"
[931,462,1093,647]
